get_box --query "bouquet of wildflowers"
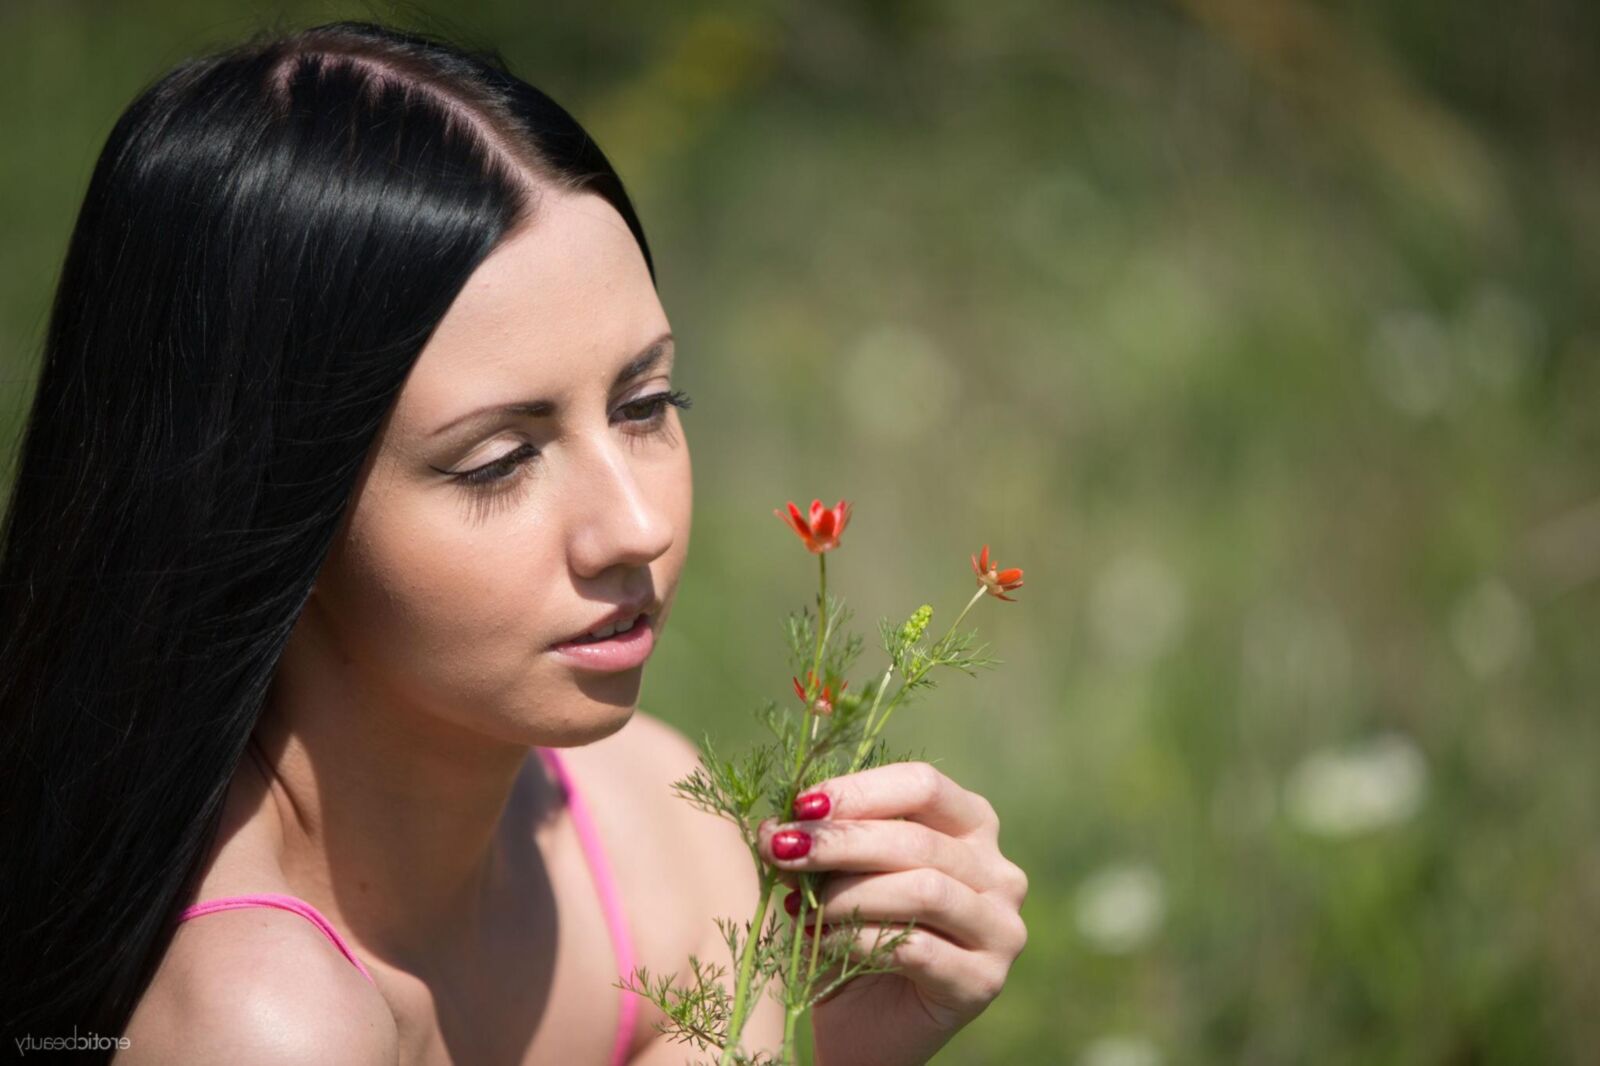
[621,498,1025,1065]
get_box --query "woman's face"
[306,189,691,745]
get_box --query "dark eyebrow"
[429,332,675,439]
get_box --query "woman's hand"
[756,761,1029,1066]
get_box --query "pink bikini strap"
[537,745,638,1066]
[175,892,376,985]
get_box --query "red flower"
[972,544,1024,602]
[775,498,852,553]
[792,670,846,716]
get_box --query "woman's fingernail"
[772,829,812,861]
[784,889,801,916]
[793,792,831,820]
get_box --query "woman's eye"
[455,442,538,486]
[619,388,693,428]
[446,388,693,491]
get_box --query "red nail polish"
[772,829,811,860]
[793,792,831,820]
[784,889,800,916]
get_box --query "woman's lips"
[549,614,655,671]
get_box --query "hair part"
[265,26,567,204]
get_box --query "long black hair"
[0,20,654,1045]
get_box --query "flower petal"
[779,503,809,537]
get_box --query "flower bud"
[899,604,934,645]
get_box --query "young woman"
[0,21,1028,1066]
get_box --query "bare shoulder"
[566,708,710,810]
[594,707,762,875]
[593,710,738,855]
[118,907,398,1065]
[610,708,706,779]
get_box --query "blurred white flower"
[1079,1034,1164,1066]
[1367,308,1453,417]
[1285,733,1428,837]
[1449,575,1533,680]
[1074,861,1165,954]
[1089,551,1187,668]
[841,322,958,444]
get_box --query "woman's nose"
[564,438,674,574]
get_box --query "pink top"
[174,745,638,1066]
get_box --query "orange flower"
[972,544,1024,602]
[775,498,852,553]
[792,670,846,715]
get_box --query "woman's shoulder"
[553,709,752,955]
[589,707,703,774]
[120,747,398,1062]
[120,902,398,1064]
[555,710,710,877]
[564,709,717,844]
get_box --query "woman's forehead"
[394,191,668,434]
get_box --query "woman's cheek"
[328,496,547,709]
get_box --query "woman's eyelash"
[450,388,693,491]
[454,442,540,488]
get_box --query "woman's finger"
[786,868,1019,953]
[804,920,1004,1015]
[798,761,995,839]
[759,814,992,891]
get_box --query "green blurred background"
[3,1,1597,1063]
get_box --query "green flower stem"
[731,551,834,1065]
[850,587,987,772]
[814,551,828,680]
[849,682,909,773]
[780,550,833,1058]
[781,891,830,1059]
[779,891,810,1058]
[719,865,780,1066]
[803,890,827,989]
[787,551,834,834]
[852,662,895,761]
[929,586,988,672]
[794,551,829,778]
